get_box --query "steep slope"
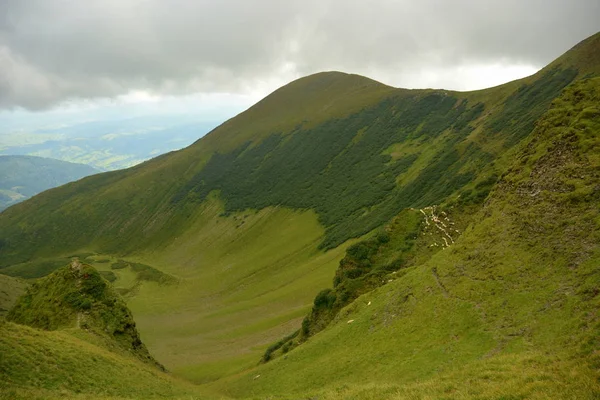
[0,155,99,211]
[215,74,600,400]
[0,274,26,317]
[0,31,598,386]
[0,262,212,400]
[7,260,161,368]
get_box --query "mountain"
[0,155,99,211]
[215,73,600,399]
[0,32,599,399]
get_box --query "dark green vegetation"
[486,67,578,146]
[176,66,579,249]
[0,253,94,279]
[7,261,161,368]
[177,92,484,248]
[0,32,599,399]
[0,155,98,211]
[108,259,177,285]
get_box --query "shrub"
[301,317,310,336]
[376,231,390,244]
[111,260,129,270]
[313,289,336,309]
[99,270,117,283]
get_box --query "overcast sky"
[1,0,599,112]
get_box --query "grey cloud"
[1,0,599,110]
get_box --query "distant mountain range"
[0,116,220,171]
[0,155,99,211]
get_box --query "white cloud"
[0,0,597,110]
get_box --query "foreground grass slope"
[0,321,207,400]
[8,261,163,368]
[211,76,600,399]
[0,263,212,400]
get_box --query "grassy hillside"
[0,274,27,317]
[0,264,191,399]
[7,261,163,368]
[212,74,600,400]
[2,34,597,265]
[0,321,209,400]
[114,199,353,383]
[0,263,214,400]
[0,155,99,211]
[0,31,598,392]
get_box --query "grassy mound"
[7,261,162,368]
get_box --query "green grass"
[121,196,357,382]
[7,262,162,367]
[0,321,210,400]
[0,274,27,317]
[241,351,599,400]
[206,75,600,399]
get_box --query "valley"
[0,31,599,400]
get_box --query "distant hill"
[0,31,598,399]
[0,155,99,211]
[1,116,220,171]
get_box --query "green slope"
[0,31,598,390]
[122,199,353,382]
[0,274,27,317]
[2,34,598,265]
[0,262,219,400]
[7,261,163,368]
[0,321,210,400]
[213,74,600,400]
[0,262,216,400]
[0,155,99,212]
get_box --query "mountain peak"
[198,71,396,152]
